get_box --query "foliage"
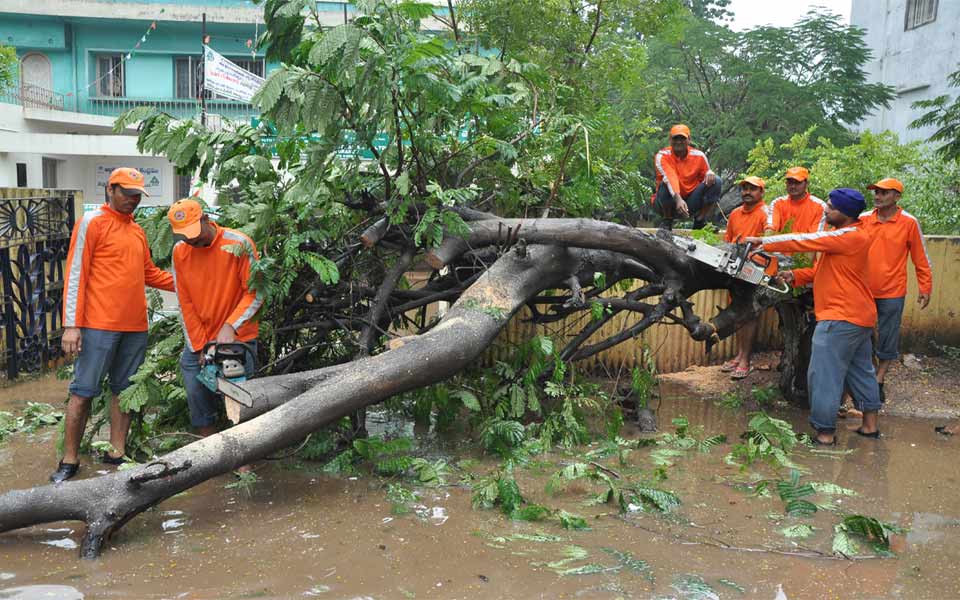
[747,128,960,234]
[630,351,657,410]
[386,483,421,515]
[911,65,960,162]
[0,402,63,443]
[776,469,817,516]
[545,461,679,513]
[726,412,799,471]
[645,10,894,184]
[688,223,723,247]
[832,514,903,557]
[0,44,16,91]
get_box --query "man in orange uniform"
[765,167,826,234]
[168,199,262,437]
[721,176,769,379]
[52,168,175,483]
[861,178,933,400]
[652,124,719,230]
[744,188,881,444]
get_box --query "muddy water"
[1,377,959,599]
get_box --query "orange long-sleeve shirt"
[172,224,262,352]
[860,208,933,299]
[63,204,174,332]
[724,202,769,243]
[652,147,711,201]
[761,224,876,328]
[766,193,826,233]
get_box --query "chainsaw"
[196,342,257,406]
[672,236,790,294]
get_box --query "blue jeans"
[874,297,905,361]
[654,178,722,220]
[180,342,257,428]
[69,328,148,398]
[808,320,881,433]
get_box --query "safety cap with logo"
[867,177,904,193]
[784,167,809,182]
[669,124,691,139]
[108,167,150,196]
[168,198,204,239]
[737,175,766,191]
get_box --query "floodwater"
[0,376,959,599]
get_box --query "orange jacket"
[652,147,711,201]
[172,224,262,352]
[63,204,174,332]
[860,208,933,298]
[766,193,826,233]
[761,223,876,327]
[724,202,769,243]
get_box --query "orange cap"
[867,177,904,193]
[784,166,809,182]
[737,175,766,190]
[108,167,150,196]
[669,124,690,139]
[168,199,204,239]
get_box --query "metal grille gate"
[0,190,76,379]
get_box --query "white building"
[852,0,960,143]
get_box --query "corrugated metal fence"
[485,235,960,374]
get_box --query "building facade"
[0,0,382,207]
[852,0,960,143]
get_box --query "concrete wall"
[852,0,960,142]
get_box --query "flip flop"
[854,428,881,439]
[935,426,954,436]
[720,360,739,373]
[811,437,837,446]
[730,366,753,380]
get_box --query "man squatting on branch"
[652,124,720,231]
[744,188,881,445]
[52,168,175,483]
[720,176,769,381]
[167,199,262,439]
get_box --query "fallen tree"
[0,221,796,557]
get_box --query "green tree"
[911,64,960,162]
[747,129,960,234]
[0,44,16,90]
[645,10,894,188]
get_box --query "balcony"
[1,85,258,131]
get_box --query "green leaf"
[253,68,289,112]
[832,525,860,556]
[397,1,436,20]
[558,511,590,530]
[634,487,680,512]
[784,499,818,516]
[302,253,340,285]
[811,482,858,497]
[308,24,360,66]
[452,390,481,412]
[781,524,816,539]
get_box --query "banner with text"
[203,45,265,103]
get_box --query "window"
[905,0,937,30]
[96,54,124,97]
[16,163,27,188]
[175,55,265,100]
[42,157,58,189]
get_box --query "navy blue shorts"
[180,342,257,428]
[68,328,148,398]
[875,297,905,361]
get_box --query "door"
[19,53,54,108]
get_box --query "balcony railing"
[1,85,258,131]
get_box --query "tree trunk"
[0,244,580,558]
[0,218,795,558]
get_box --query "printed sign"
[203,45,265,103]
[95,165,162,196]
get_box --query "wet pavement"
[0,376,958,599]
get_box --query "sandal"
[935,426,954,436]
[811,437,837,446]
[101,453,125,465]
[720,360,739,373]
[730,366,752,380]
[854,428,880,439]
